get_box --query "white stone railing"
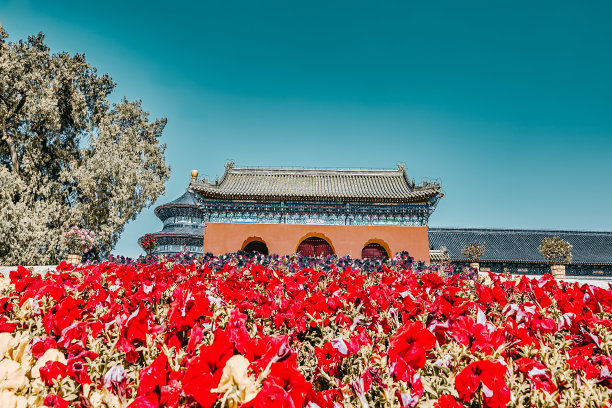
[478,272,611,289]
[1,265,609,288]
[0,265,57,277]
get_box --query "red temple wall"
[202,223,430,262]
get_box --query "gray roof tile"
[429,228,612,265]
[190,165,442,203]
[155,191,201,217]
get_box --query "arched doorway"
[243,240,269,255]
[362,243,388,260]
[297,237,334,257]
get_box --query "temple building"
[138,191,205,256]
[139,163,612,276]
[187,162,443,261]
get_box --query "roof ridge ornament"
[225,160,235,170]
[397,163,406,172]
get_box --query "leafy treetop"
[461,241,486,263]
[538,236,572,265]
[0,25,170,264]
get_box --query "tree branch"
[6,93,26,122]
[1,122,19,174]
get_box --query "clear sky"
[2,0,611,257]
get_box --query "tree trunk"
[1,125,19,174]
[1,94,26,174]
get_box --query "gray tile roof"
[428,228,612,265]
[166,191,200,207]
[429,247,450,263]
[190,164,442,203]
[155,191,201,217]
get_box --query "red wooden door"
[362,243,388,260]
[297,237,333,257]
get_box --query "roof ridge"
[229,167,404,174]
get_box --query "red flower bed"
[1,255,612,407]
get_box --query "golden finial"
[191,169,199,179]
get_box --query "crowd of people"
[92,249,476,279]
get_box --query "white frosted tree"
[0,26,170,264]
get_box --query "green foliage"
[538,236,572,265]
[461,241,486,262]
[0,26,170,265]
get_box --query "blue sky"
[2,0,611,257]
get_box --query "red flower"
[43,394,69,408]
[568,355,600,379]
[10,265,43,294]
[160,380,182,408]
[455,360,510,408]
[392,357,424,398]
[126,307,151,344]
[167,288,212,331]
[225,309,251,354]
[455,361,489,400]
[67,359,92,384]
[184,292,212,327]
[43,296,84,336]
[246,334,290,373]
[388,322,436,369]
[138,352,168,395]
[0,320,17,333]
[40,361,68,386]
[449,315,499,354]
[127,393,159,408]
[186,324,205,355]
[31,337,58,358]
[115,307,152,360]
[514,357,556,393]
[57,321,89,350]
[242,383,295,408]
[0,297,12,315]
[266,353,312,407]
[305,388,336,408]
[182,329,233,407]
[434,394,462,408]
[314,341,339,375]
